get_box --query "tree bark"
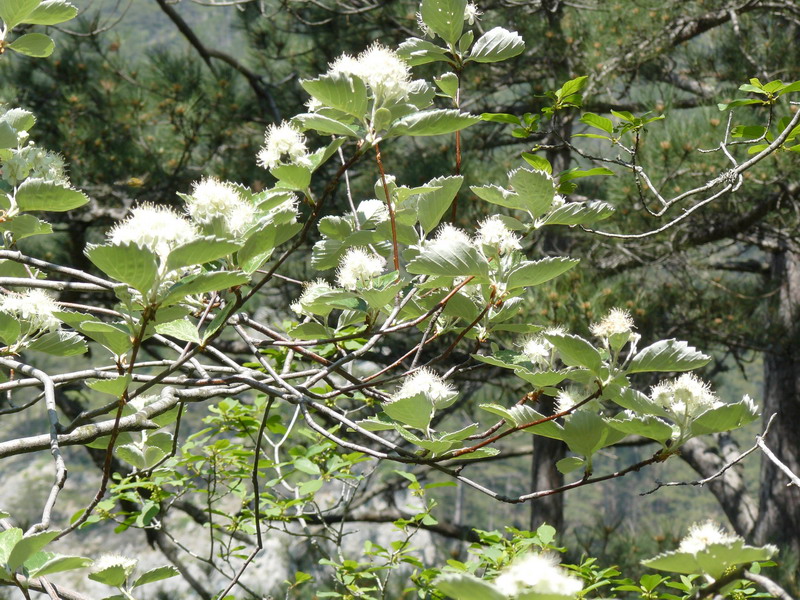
[530,395,564,535]
[753,246,800,555]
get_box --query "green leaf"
[237,226,278,274]
[8,32,54,57]
[20,0,76,24]
[580,112,614,134]
[86,375,131,397]
[540,200,615,226]
[562,410,616,457]
[0,122,17,149]
[481,112,520,125]
[407,238,489,278]
[0,108,35,132]
[390,109,480,136]
[628,339,711,373]
[0,214,52,240]
[160,271,249,307]
[544,333,603,373]
[85,243,158,294]
[509,167,556,217]
[294,457,321,476]
[396,37,449,66]
[416,175,463,233]
[89,563,133,588]
[607,386,669,418]
[293,112,359,137]
[521,153,552,174]
[470,184,527,211]
[556,76,588,100]
[690,398,759,436]
[419,0,467,45]
[0,528,22,566]
[480,403,564,439]
[608,413,674,443]
[559,167,615,183]
[165,237,240,271]
[8,530,60,571]
[155,318,201,345]
[26,330,87,356]
[0,0,42,28]
[15,178,88,212]
[556,456,584,474]
[383,393,434,431]
[643,541,777,580]
[434,72,459,98]
[506,257,579,290]
[132,565,179,588]
[717,98,761,111]
[434,572,506,600]
[271,164,312,190]
[0,312,21,345]
[468,26,524,63]
[29,555,91,578]
[76,320,132,355]
[300,72,368,118]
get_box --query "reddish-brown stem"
[447,388,602,459]
[374,143,400,273]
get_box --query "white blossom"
[186,177,257,237]
[476,215,521,255]
[329,43,413,104]
[651,373,722,418]
[257,121,311,170]
[291,279,334,316]
[108,204,199,262]
[0,289,60,332]
[336,247,386,290]
[464,2,482,25]
[427,224,473,255]
[91,553,138,576]
[415,11,434,38]
[556,388,581,414]
[590,308,634,338]
[552,194,566,209]
[394,367,456,407]
[678,521,738,554]
[494,553,583,598]
[521,335,553,369]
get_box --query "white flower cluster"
[257,121,311,170]
[393,367,456,407]
[0,289,60,333]
[291,279,334,316]
[494,553,583,598]
[476,215,521,255]
[108,204,198,262]
[521,335,553,369]
[336,247,386,290]
[185,177,257,238]
[464,2,482,25]
[651,373,722,418]
[677,521,739,554]
[329,43,414,104]
[590,308,634,338]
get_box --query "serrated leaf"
[509,167,556,216]
[89,564,131,587]
[607,386,669,418]
[0,122,16,149]
[420,0,467,45]
[8,531,60,571]
[0,312,21,345]
[271,164,312,190]
[540,200,615,226]
[416,175,463,233]
[0,108,35,132]
[390,109,480,136]
[165,237,240,271]
[86,243,158,294]
[160,271,249,307]
[690,399,759,436]
[470,184,527,211]
[434,72,459,98]
[293,112,359,137]
[0,214,52,240]
[86,375,131,397]
[628,339,710,373]
[396,37,449,66]
[300,72,368,118]
[520,153,552,174]
[20,0,76,24]
[237,225,278,274]
[29,555,91,578]
[506,257,579,290]
[78,321,132,355]
[556,456,584,474]
[545,333,603,373]
[8,32,54,57]
[468,26,524,63]
[15,178,88,212]
[643,541,777,580]
[383,393,434,431]
[608,413,675,443]
[0,0,41,28]
[26,330,86,356]
[155,318,201,344]
[407,238,489,278]
[116,444,145,469]
[293,457,320,476]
